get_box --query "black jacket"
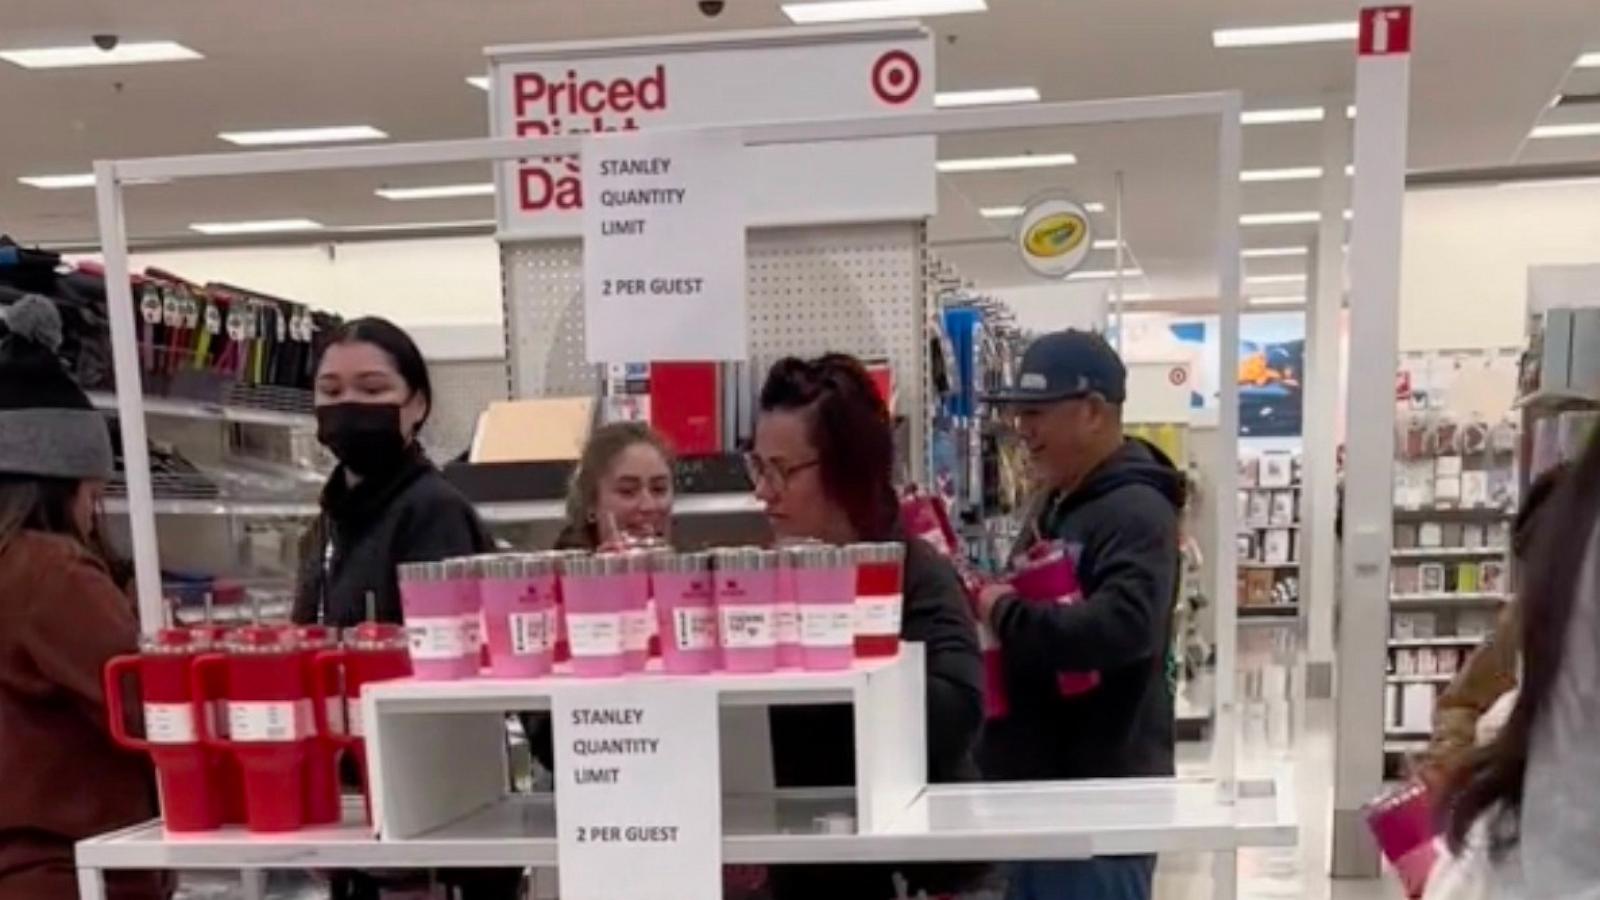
[767,536,985,900]
[292,448,492,627]
[979,437,1184,782]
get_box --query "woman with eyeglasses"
[750,354,986,900]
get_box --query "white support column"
[1332,4,1412,877]
[1301,96,1352,699]
[1210,92,1244,794]
[93,161,165,632]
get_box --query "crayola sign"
[1016,196,1094,278]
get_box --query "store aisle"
[1158,622,1391,900]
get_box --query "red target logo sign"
[1168,366,1189,386]
[871,50,921,105]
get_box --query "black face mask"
[316,402,408,476]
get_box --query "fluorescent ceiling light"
[1242,246,1308,258]
[1530,122,1600,139]
[1067,268,1144,281]
[1084,202,1105,213]
[190,218,325,236]
[1092,239,1123,250]
[782,0,986,24]
[1249,295,1307,307]
[0,40,202,69]
[376,182,495,201]
[1247,274,1307,285]
[936,152,1076,173]
[17,173,96,190]
[1242,107,1324,126]
[1213,21,1358,48]
[980,205,1025,218]
[467,76,490,90]
[1242,166,1323,183]
[935,87,1039,108]
[219,125,387,146]
[1576,51,1600,68]
[1241,210,1320,226]
[334,219,496,234]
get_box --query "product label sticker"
[348,701,366,738]
[719,607,776,649]
[799,605,856,648]
[143,702,197,744]
[229,700,301,742]
[774,604,801,645]
[671,607,718,651]
[854,594,903,636]
[407,616,467,660]
[463,613,484,653]
[567,612,624,656]
[510,610,557,656]
[324,696,347,735]
[622,609,654,653]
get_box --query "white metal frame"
[91,92,1245,788]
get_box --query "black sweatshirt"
[292,448,492,627]
[979,438,1185,782]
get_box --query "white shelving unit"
[88,391,315,429]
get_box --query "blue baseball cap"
[984,328,1127,405]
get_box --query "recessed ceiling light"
[1530,122,1600,139]
[1241,211,1321,226]
[190,218,325,236]
[1576,51,1600,68]
[935,87,1040,108]
[0,40,202,69]
[17,173,96,190]
[1067,268,1144,281]
[376,183,495,201]
[1242,107,1325,126]
[1213,21,1358,49]
[467,76,490,91]
[1249,295,1308,307]
[1246,274,1307,285]
[936,152,1076,173]
[1243,246,1308,258]
[782,0,986,24]
[1241,166,1324,183]
[218,126,387,147]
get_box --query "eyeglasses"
[744,453,820,492]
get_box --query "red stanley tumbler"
[192,626,317,832]
[294,625,342,825]
[104,628,226,832]
[313,622,412,822]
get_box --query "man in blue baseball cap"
[977,328,1185,900]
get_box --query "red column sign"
[1359,6,1412,56]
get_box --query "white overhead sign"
[581,128,747,362]
[488,24,935,239]
[552,681,722,900]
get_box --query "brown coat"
[0,531,164,900]
[1418,603,1520,790]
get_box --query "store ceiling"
[3,0,1599,299]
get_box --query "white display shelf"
[1386,673,1454,685]
[1238,561,1298,570]
[1387,635,1490,649]
[1393,505,1512,518]
[1238,605,1298,620]
[88,392,314,429]
[1391,546,1508,559]
[104,497,320,517]
[1391,592,1508,606]
[77,774,1295,874]
[477,492,761,523]
[1383,739,1427,755]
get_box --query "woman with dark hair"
[0,296,164,900]
[553,421,675,551]
[289,317,517,899]
[753,353,985,899]
[1438,434,1600,897]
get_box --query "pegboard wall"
[500,220,930,479]
[423,358,511,464]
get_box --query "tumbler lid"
[343,621,409,651]
[652,550,713,575]
[225,624,299,654]
[143,627,206,655]
[294,624,338,650]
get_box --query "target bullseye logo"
[1168,366,1188,387]
[871,50,920,105]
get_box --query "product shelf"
[88,392,315,429]
[1390,592,1508,607]
[1390,546,1508,559]
[1386,635,1489,649]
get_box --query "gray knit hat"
[0,295,115,480]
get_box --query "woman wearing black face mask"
[291,317,491,630]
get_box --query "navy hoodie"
[979,437,1186,781]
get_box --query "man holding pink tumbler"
[976,330,1185,900]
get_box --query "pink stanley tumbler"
[850,542,905,658]
[652,551,719,674]
[774,546,807,668]
[793,545,857,671]
[714,548,779,673]
[561,553,627,678]
[1010,541,1100,697]
[1365,780,1437,899]
[620,551,653,672]
[397,561,477,680]
[480,554,559,678]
